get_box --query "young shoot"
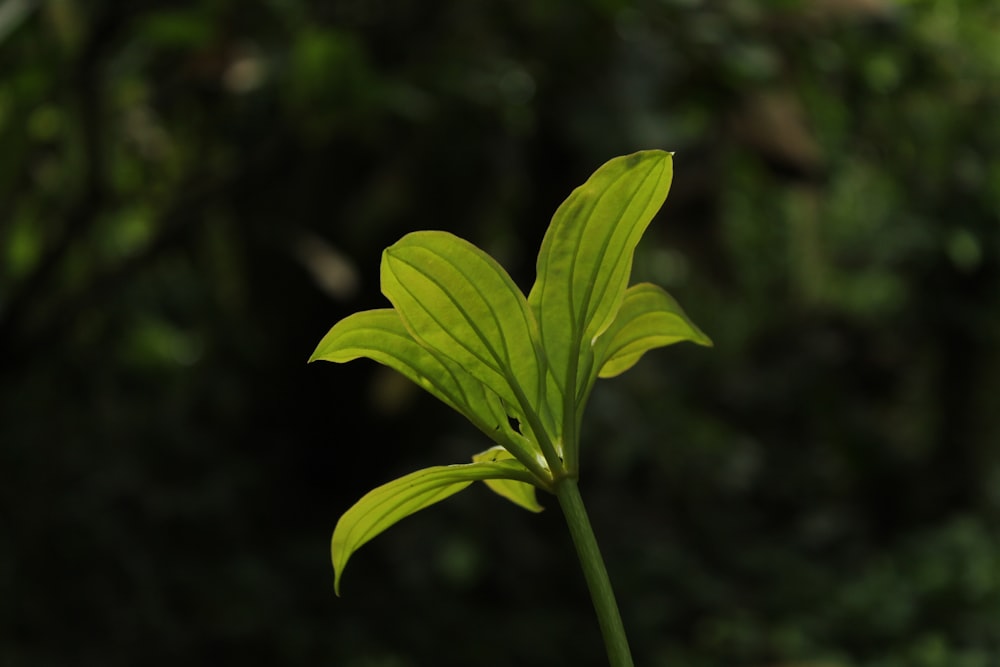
[310,150,711,667]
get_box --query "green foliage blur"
[2,1,998,666]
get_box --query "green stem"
[556,477,634,667]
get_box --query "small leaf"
[332,460,536,595]
[380,231,555,450]
[596,283,713,378]
[472,446,544,512]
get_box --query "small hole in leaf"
[506,415,522,434]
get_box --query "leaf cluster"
[311,150,711,593]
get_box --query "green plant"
[310,150,711,666]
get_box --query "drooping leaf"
[308,309,545,474]
[595,283,713,378]
[527,150,673,459]
[472,446,544,512]
[331,460,537,595]
[380,231,555,448]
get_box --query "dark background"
[2,1,999,665]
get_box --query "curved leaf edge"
[595,282,713,379]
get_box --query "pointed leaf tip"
[595,283,712,379]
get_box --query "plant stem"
[556,477,634,667]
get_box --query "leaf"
[472,446,544,512]
[309,309,545,473]
[380,231,554,447]
[595,283,713,378]
[332,460,536,595]
[527,150,673,457]
[310,309,494,432]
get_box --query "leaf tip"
[332,538,350,597]
[691,323,714,348]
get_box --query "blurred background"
[2,0,999,665]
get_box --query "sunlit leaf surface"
[596,283,713,378]
[381,231,553,440]
[527,150,673,460]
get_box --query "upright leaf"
[595,283,713,378]
[332,460,537,594]
[528,151,673,455]
[380,231,555,454]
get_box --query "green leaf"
[308,309,545,474]
[527,150,673,462]
[310,309,494,433]
[380,231,558,463]
[332,460,536,595]
[472,446,544,512]
[595,283,713,378]
[309,308,484,414]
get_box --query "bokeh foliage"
[2,1,999,666]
